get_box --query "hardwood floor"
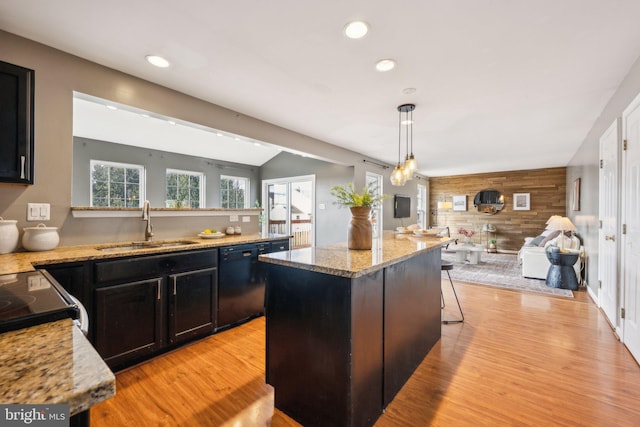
[91,282,640,427]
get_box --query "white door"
[622,95,640,363]
[598,119,619,328]
[262,175,315,249]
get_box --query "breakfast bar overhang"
[259,232,451,427]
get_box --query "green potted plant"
[330,183,387,250]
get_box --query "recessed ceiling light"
[168,120,176,125]
[145,55,170,68]
[141,113,150,118]
[216,132,223,137]
[375,59,396,72]
[106,105,118,111]
[344,21,369,39]
[402,87,417,95]
[254,142,261,147]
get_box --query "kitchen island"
[259,232,450,427]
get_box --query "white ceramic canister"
[0,217,20,254]
[22,223,60,251]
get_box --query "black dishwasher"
[218,244,261,329]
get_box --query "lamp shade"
[546,215,562,225]
[545,216,576,232]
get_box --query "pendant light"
[402,104,418,177]
[390,105,408,186]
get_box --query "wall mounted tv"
[394,194,411,218]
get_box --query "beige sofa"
[519,231,582,281]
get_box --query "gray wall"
[0,30,426,247]
[260,152,429,246]
[73,137,259,207]
[259,152,354,246]
[567,54,640,296]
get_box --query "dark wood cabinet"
[0,60,34,184]
[41,242,283,370]
[94,277,164,368]
[169,267,217,344]
[92,248,218,369]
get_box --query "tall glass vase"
[348,206,372,250]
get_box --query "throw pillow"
[539,230,561,246]
[530,235,545,246]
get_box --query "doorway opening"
[262,175,315,249]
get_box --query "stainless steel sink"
[96,240,197,252]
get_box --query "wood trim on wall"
[430,167,566,252]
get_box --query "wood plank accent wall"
[429,167,566,252]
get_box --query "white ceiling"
[73,94,283,166]
[3,0,640,176]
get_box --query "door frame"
[598,118,621,332]
[621,91,640,362]
[262,175,316,247]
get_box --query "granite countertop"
[0,232,291,275]
[259,231,452,278]
[0,318,115,415]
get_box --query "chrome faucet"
[142,200,153,241]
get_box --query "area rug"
[441,251,574,298]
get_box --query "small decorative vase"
[348,206,372,250]
[464,237,472,245]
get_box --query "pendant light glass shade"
[402,155,413,180]
[405,153,418,174]
[391,162,406,186]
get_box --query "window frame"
[220,175,250,209]
[89,159,145,208]
[165,168,205,208]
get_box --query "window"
[366,172,383,237]
[166,169,204,208]
[220,175,249,208]
[90,160,144,207]
[417,183,427,229]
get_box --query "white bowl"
[22,224,60,251]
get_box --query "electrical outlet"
[27,203,50,221]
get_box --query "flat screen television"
[394,194,411,218]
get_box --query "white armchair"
[519,233,583,281]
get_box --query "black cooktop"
[0,270,79,334]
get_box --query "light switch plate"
[27,203,50,221]
[242,216,251,222]
[229,215,239,222]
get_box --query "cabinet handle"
[20,156,25,179]
[156,279,161,300]
[605,235,616,242]
[173,276,177,296]
[243,252,252,257]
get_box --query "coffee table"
[449,244,483,264]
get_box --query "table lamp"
[545,216,576,252]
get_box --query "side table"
[545,250,579,290]
[450,244,483,264]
